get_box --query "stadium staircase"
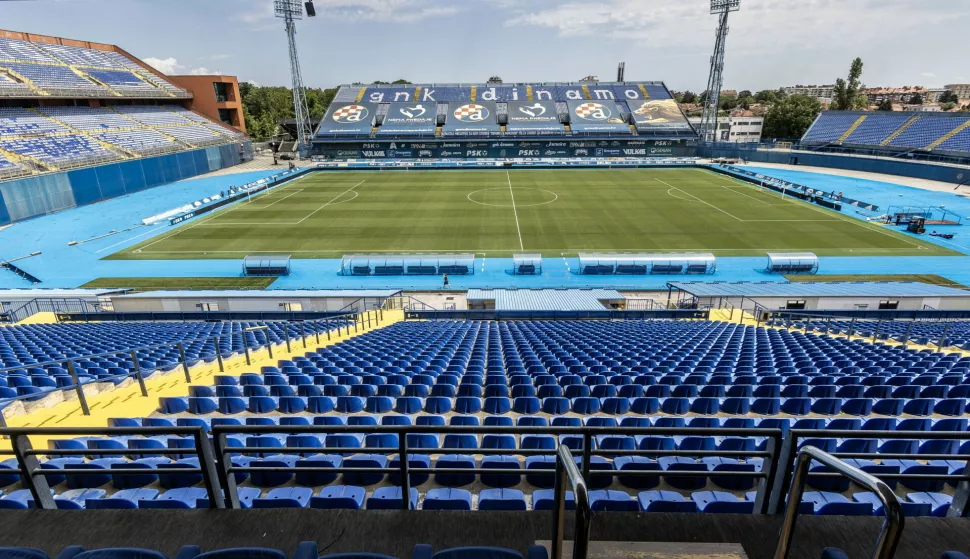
[470,86,477,101]
[354,88,366,102]
[928,119,970,150]
[526,85,534,101]
[3,67,47,96]
[880,115,920,146]
[36,108,138,158]
[836,115,867,143]
[2,309,404,449]
[638,84,651,99]
[581,85,592,100]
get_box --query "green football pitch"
[109,168,957,260]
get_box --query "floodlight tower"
[699,0,740,143]
[275,0,314,156]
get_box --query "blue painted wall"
[0,142,251,225]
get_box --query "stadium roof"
[467,288,623,311]
[668,282,970,298]
[114,290,401,299]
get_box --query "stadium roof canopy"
[667,281,969,298]
[467,288,623,311]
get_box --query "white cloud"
[505,0,966,51]
[142,57,181,75]
[143,57,221,76]
[235,0,460,26]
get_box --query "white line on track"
[507,171,524,251]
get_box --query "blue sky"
[2,0,968,91]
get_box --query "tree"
[939,90,960,104]
[831,57,865,110]
[487,76,503,84]
[738,90,752,99]
[719,94,739,111]
[761,94,823,140]
[680,90,697,104]
[942,102,956,111]
[876,98,894,111]
[908,92,924,105]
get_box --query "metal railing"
[404,309,710,321]
[552,446,591,559]
[774,446,904,559]
[762,310,970,349]
[208,424,781,511]
[768,429,970,518]
[0,313,366,424]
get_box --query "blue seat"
[532,488,575,511]
[478,488,527,511]
[86,488,161,510]
[295,454,342,486]
[614,457,661,490]
[252,487,312,509]
[342,454,387,486]
[692,491,754,513]
[435,455,476,487]
[388,454,431,486]
[802,492,872,515]
[637,490,698,513]
[367,486,418,510]
[589,489,639,512]
[423,488,472,510]
[139,487,208,509]
[412,545,548,559]
[480,455,520,488]
[852,492,930,517]
[310,485,366,509]
[905,492,952,516]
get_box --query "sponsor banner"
[566,100,630,133]
[506,101,564,134]
[719,165,879,211]
[378,103,437,136]
[442,102,500,136]
[317,102,378,136]
[627,99,692,131]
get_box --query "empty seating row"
[1,543,542,559]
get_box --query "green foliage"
[831,57,865,110]
[762,94,823,140]
[754,89,785,104]
[908,92,923,105]
[738,90,752,99]
[942,102,956,111]
[939,90,960,104]
[679,90,697,104]
[876,98,894,111]
[718,94,739,111]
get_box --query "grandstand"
[802,111,970,156]
[313,82,697,159]
[0,29,251,224]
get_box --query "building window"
[218,108,233,125]
[878,300,899,310]
[281,302,303,311]
[198,302,219,311]
[213,82,229,103]
[785,300,806,310]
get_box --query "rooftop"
[114,289,401,299]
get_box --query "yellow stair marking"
[526,85,534,101]
[435,127,442,138]
[1,65,48,96]
[0,144,42,175]
[927,119,970,150]
[581,85,591,100]
[881,116,919,146]
[470,86,477,102]
[413,86,421,102]
[837,115,867,143]
[1,310,404,451]
[354,87,366,102]
[638,84,650,99]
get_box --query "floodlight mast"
[699,0,740,143]
[275,0,314,157]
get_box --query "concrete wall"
[112,295,376,313]
[167,75,246,134]
[703,295,970,311]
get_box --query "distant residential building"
[781,84,835,101]
[864,86,940,104]
[721,89,738,97]
[688,115,763,143]
[945,84,970,100]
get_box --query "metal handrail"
[552,446,591,559]
[774,446,904,559]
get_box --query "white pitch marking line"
[507,171,524,251]
[95,226,164,254]
[257,189,304,209]
[655,178,743,222]
[718,184,772,206]
[296,180,366,224]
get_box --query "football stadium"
[2,1,970,559]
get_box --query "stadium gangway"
[0,311,369,425]
[211,424,780,511]
[403,309,710,321]
[774,446,903,559]
[768,429,970,518]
